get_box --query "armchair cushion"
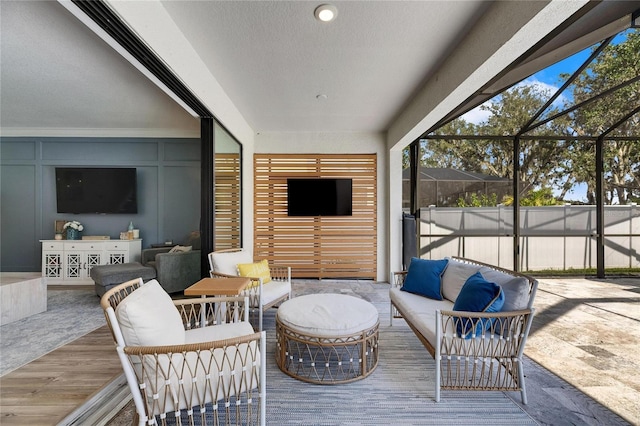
[237,259,272,285]
[401,257,448,300]
[260,280,291,306]
[209,249,252,275]
[185,321,255,344]
[115,280,185,346]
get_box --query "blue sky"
[533,49,591,87]
[529,50,588,203]
[537,30,629,86]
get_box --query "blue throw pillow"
[453,272,504,338]
[401,257,449,300]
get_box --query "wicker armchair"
[208,248,292,331]
[101,278,266,426]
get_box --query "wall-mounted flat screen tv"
[287,178,352,216]
[55,167,138,214]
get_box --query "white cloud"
[460,101,492,125]
[515,78,568,108]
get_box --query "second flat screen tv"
[287,178,352,216]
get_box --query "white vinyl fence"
[418,204,640,270]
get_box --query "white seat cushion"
[209,249,253,275]
[259,280,291,306]
[115,279,185,346]
[277,293,378,337]
[146,321,260,416]
[185,321,255,343]
[390,286,453,345]
[391,286,518,355]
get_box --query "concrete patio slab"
[527,276,640,425]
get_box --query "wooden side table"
[185,277,250,296]
[185,277,250,324]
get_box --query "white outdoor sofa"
[390,257,537,403]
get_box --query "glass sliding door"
[214,123,242,250]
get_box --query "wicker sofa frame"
[390,257,537,404]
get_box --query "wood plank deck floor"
[0,326,121,425]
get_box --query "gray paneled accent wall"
[0,137,200,272]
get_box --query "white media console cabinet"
[41,239,142,285]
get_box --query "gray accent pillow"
[479,267,531,311]
[441,259,483,302]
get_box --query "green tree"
[402,146,410,170]
[421,119,480,171]
[456,192,498,207]
[501,188,562,206]
[567,30,640,204]
[424,85,573,204]
[478,85,573,195]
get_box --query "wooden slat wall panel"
[254,154,376,279]
[215,153,241,250]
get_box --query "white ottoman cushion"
[277,293,378,338]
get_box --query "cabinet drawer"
[42,241,64,251]
[104,241,130,251]
[64,242,102,251]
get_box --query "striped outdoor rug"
[261,304,538,425]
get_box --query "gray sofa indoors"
[140,232,202,294]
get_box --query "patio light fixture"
[315,4,338,22]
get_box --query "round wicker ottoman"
[275,293,379,384]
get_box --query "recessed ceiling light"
[314,4,338,22]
